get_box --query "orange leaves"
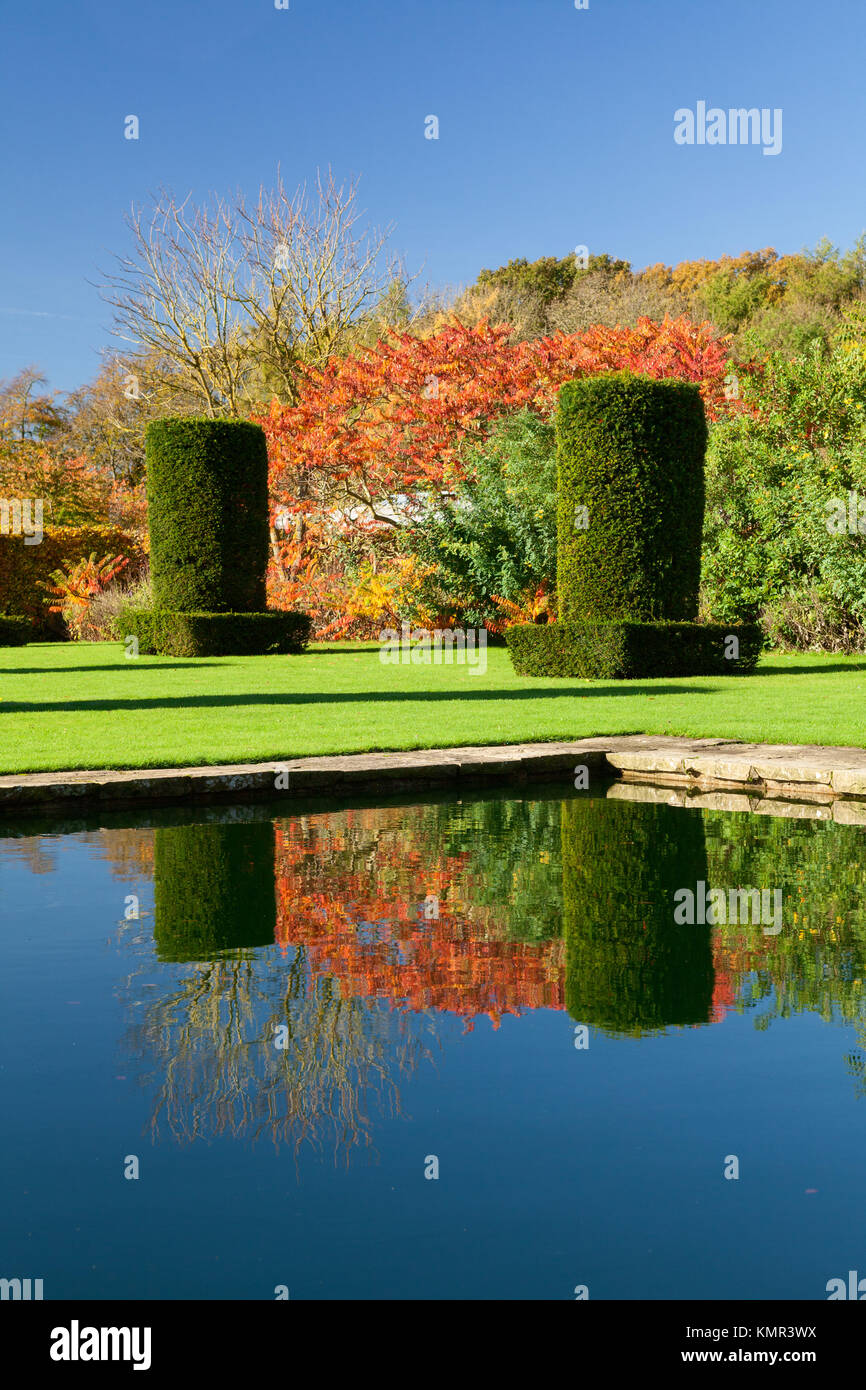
[335,554,437,629]
[39,551,129,611]
[259,314,732,520]
[489,581,556,633]
[272,817,567,1025]
[256,314,734,634]
[257,319,535,508]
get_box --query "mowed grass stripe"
[1,642,865,774]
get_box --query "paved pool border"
[5,735,866,817]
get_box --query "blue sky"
[2,0,864,394]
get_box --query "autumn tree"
[0,368,66,445]
[258,314,733,634]
[440,252,633,340]
[62,352,198,487]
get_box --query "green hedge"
[117,608,311,657]
[0,615,30,646]
[557,372,707,622]
[146,417,270,613]
[153,821,277,961]
[506,620,763,678]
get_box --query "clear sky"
[2,0,864,394]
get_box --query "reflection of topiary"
[154,821,277,961]
[557,372,707,622]
[146,418,270,614]
[563,796,714,1035]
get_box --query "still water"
[1,784,865,1300]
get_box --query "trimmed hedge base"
[117,609,311,657]
[0,615,31,646]
[505,621,763,679]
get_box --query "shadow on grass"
[306,646,384,655]
[3,663,221,676]
[1,685,719,715]
[750,660,866,676]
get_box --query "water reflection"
[61,789,866,1150]
[154,822,277,960]
[563,797,715,1035]
[125,951,426,1159]
[272,800,567,1026]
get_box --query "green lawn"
[1,641,865,774]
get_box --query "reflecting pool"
[2,784,865,1299]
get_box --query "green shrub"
[557,372,707,622]
[760,582,866,653]
[116,607,158,654]
[407,409,558,627]
[701,327,866,646]
[118,608,311,657]
[506,620,763,678]
[146,418,270,613]
[0,615,30,646]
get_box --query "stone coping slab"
[4,735,866,813]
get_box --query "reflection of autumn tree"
[12,788,866,1116]
[431,796,565,941]
[0,836,58,875]
[125,946,428,1159]
[119,815,433,1158]
[709,943,737,1025]
[563,797,715,1036]
[81,826,154,881]
[705,811,866,1022]
[273,799,567,1028]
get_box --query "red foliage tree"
[255,315,735,633]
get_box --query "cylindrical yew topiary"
[146,418,270,613]
[556,372,707,622]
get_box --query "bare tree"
[98,170,400,417]
[234,169,401,397]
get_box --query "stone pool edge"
[5,735,866,822]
